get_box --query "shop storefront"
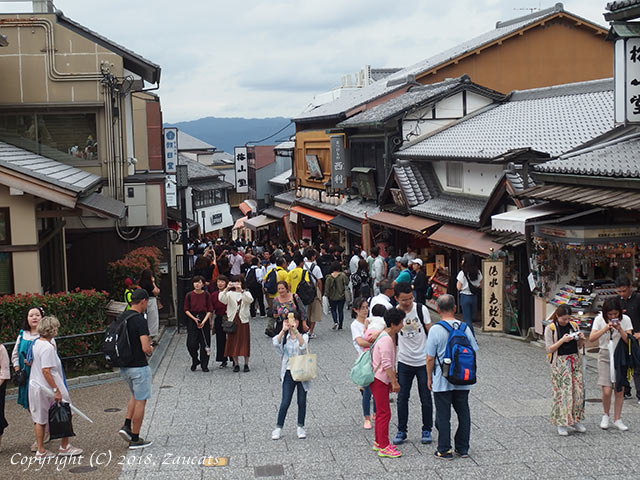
[531,224,640,334]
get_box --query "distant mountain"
[164,117,295,153]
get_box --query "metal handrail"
[3,330,107,362]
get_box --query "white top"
[457,270,482,295]
[349,255,360,274]
[28,339,70,425]
[368,293,393,316]
[254,265,266,283]
[370,256,385,283]
[397,302,431,367]
[218,290,254,323]
[273,332,310,391]
[0,344,10,381]
[592,313,633,351]
[367,316,386,331]
[304,261,323,281]
[11,331,56,367]
[351,319,366,354]
[229,253,244,276]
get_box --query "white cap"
[411,258,423,266]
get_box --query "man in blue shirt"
[426,294,478,460]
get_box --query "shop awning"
[239,201,255,215]
[263,206,289,219]
[428,224,503,257]
[329,215,362,236]
[491,203,573,235]
[77,192,126,219]
[233,216,247,230]
[243,214,278,231]
[291,205,335,223]
[370,211,439,235]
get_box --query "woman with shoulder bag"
[210,275,231,368]
[325,262,349,330]
[544,305,586,436]
[456,253,482,336]
[271,281,308,334]
[11,307,45,414]
[271,313,310,441]
[219,275,253,372]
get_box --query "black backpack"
[296,268,317,306]
[103,310,137,366]
[264,267,279,295]
[246,267,259,290]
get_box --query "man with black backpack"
[304,249,323,339]
[116,289,154,449]
[426,294,478,460]
[246,257,266,317]
[392,281,433,447]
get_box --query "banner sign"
[330,136,347,190]
[163,128,178,173]
[482,259,504,332]
[165,176,177,207]
[234,146,249,193]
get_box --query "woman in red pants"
[370,308,405,458]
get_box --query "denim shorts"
[120,366,152,401]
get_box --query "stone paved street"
[121,312,640,480]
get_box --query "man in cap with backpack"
[426,294,478,460]
[116,289,155,449]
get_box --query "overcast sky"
[2,1,615,121]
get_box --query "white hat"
[411,258,423,266]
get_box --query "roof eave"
[530,171,640,190]
[605,6,640,21]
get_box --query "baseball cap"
[395,256,403,263]
[411,258,423,266]
[131,289,149,302]
[399,258,409,266]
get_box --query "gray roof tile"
[606,0,640,11]
[179,154,223,180]
[535,131,640,178]
[178,131,215,151]
[393,161,439,207]
[0,141,101,193]
[397,78,614,160]
[335,199,380,220]
[295,4,601,123]
[410,194,488,226]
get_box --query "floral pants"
[550,353,585,426]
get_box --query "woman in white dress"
[28,316,82,458]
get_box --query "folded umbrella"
[29,380,94,423]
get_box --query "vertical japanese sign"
[482,259,504,332]
[615,37,640,124]
[234,146,249,193]
[330,135,347,190]
[163,128,178,207]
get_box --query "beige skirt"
[597,348,613,387]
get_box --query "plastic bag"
[322,296,330,315]
[48,401,75,440]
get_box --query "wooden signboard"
[482,259,504,332]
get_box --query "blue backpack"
[436,321,477,386]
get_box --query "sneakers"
[392,431,407,445]
[455,450,470,458]
[118,424,133,442]
[372,441,381,451]
[331,323,338,330]
[613,419,629,431]
[600,414,610,430]
[421,430,432,444]
[297,426,306,439]
[233,364,240,373]
[363,418,372,430]
[244,365,250,372]
[58,444,83,456]
[378,445,402,458]
[434,449,454,460]
[308,333,317,339]
[271,428,282,440]
[128,438,153,449]
[35,449,56,459]
[572,422,586,433]
[219,361,228,368]
[557,426,569,436]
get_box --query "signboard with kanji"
[163,128,178,173]
[234,146,249,193]
[482,259,504,332]
[330,136,347,190]
[614,36,640,124]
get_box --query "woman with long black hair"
[456,253,482,335]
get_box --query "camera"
[568,331,580,341]
[610,318,620,326]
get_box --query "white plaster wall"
[433,161,504,196]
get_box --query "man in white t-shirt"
[369,246,385,296]
[304,248,323,339]
[369,279,394,316]
[456,259,483,336]
[392,281,433,446]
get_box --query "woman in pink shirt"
[370,308,405,458]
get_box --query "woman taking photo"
[325,261,349,330]
[271,313,310,440]
[544,305,586,435]
[210,275,231,368]
[271,281,307,334]
[29,316,82,457]
[351,258,372,299]
[139,269,160,338]
[589,297,633,431]
[456,253,482,335]
[350,297,374,430]
[219,275,253,372]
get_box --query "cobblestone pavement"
[121,312,640,480]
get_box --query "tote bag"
[288,343,317,382]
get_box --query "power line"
[246,121,293,145]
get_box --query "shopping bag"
[288,343,317,382]
[48,401,75,440]
[322,296,330,315]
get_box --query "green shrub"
[107,246,163,300]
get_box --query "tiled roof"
[393,161,440,207]
[269,169,293,186]
[274,141,295,150]
[180,155,224,180]
[606,0,640,11]
[0,140,101,193]
[294,4,602,123]
[273,190,296,205]
[410,194,488,226]
[335,199,380,220]
[534,131,640,178]
[337,77,486,128]
[370,68,402,82]
[397,79,614,160]
[506,172,535,192]
[178,131,215,151]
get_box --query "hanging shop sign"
[482,259,504,332]
[330,135,347,190]
[234,146,249,193]
[537,225,640,243]
[163,128,178,173]
[290,211,298,223]
[614,35,640,124]
[165,176,177,208]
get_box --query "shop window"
[305,155,323,180]
[446,162,463,189]
[0,112,98,163]
[350,141,386,188]
[194,189,226,209]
